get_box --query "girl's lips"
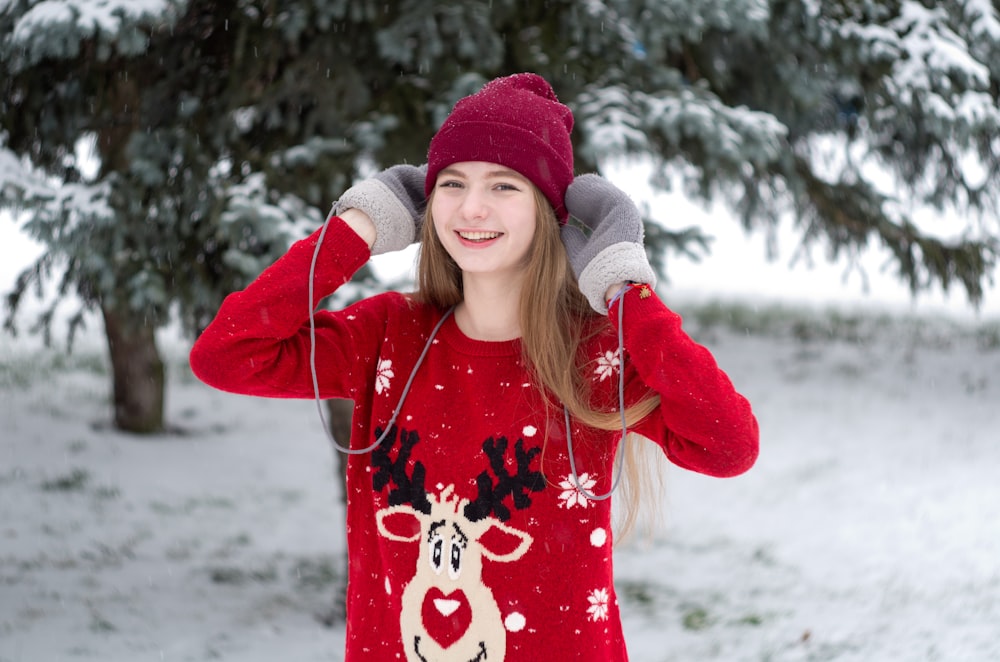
[455,230,503,246]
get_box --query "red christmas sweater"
[190,216,759,661]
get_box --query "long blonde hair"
[415,186,661,538]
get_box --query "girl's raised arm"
[563,173,759,477]
[189,165,427,399]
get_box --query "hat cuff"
[426,121,572,221]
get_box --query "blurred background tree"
[3,0,998,618]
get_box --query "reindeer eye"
[448,539,463,580]
[429,537,444,575]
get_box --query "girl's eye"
[438,180,463,189]
[495,182,520,191]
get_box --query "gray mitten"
[561,174,657,314]
[330,164,427,255]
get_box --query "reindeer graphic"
[373,428,544,661]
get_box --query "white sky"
[605,162,1000,322]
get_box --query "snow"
[2,295,998,661]
[895,2,989,85]
[966,0,1000,42]
[0,146,51,200]
[6,0,186,65]
[11,0,182,40]
[0,144,114,229]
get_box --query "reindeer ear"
[477,521,533,563]
[376,505,423,542]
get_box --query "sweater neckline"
[435,309,522,357]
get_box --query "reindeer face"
[377,486,533,662]
[372,430,545,661]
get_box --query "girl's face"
[430,161,538,280]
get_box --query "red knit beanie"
[425,73,575,222]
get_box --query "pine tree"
[2,0,998,428]
[567,0,999,300]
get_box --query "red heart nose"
[421,587,472,648]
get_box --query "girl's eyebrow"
[438,166,527,181]
[487,168,529,182]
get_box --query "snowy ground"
[2,302,998,662]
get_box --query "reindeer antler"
[371,427,544,521]
[372,425,431,514]
[464,436,544,522]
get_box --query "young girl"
[190,73,758,661]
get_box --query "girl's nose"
[459,187,489,220]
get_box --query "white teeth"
[458,231,501,241]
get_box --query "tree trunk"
[318,397,353,626]
[101,304,165,434]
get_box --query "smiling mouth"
[457,231,502,242]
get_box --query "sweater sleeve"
[189,216,380,400]
[610,285,759,478]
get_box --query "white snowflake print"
[374,359,394,395]
[593,350,620,382]
[586,587,610,622]
[557,473,596,509]
[504,612,526,632]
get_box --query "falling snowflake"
[557,473,596,509]
[586,587,610,622]
[375,359,394,395]
[593,350,620,382]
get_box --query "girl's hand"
[561,174,656,314]
[604,282,628,304]
[329,164,427,255]
[339,208,377,249]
